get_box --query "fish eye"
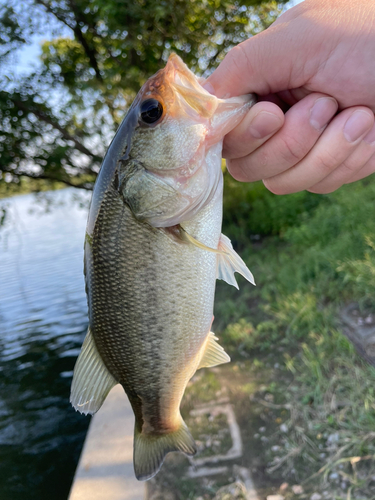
[140,99,163,125]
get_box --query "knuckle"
[222,142,236,159]
[264,178,289,195]
[227,158,250,182]
[230,149,270,182]
[340,157,364,175]
[278,135,307,165]
[258,149,269,168]
[309,185,336,194]
[226,44,253,80]
[236,42,256,75]
[316,150,338,173]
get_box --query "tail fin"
[134,420,196,481]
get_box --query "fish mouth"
[165,53,197,85]
[137,53,217,125]
[139,53,254,126]
[165,54,255,132]
[165,53,204,94]
[164,54,218,120]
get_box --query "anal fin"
[216,233,255,289]
[198,331,230,369]
[70,327,118,415]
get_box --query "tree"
[0,0,286,192]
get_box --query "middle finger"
[226,93,338,182]
[264,107,374,194]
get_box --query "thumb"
[205,10,313,98]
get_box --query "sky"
[15,26,71,75]
[14,0,304,76]
[17,37,47,74]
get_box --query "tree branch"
[10,170,94,191]
[34,0,103,82]
[13,98,103,163]
[68,0,103,82]
[34,0,76,32]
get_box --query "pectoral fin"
[178,226,227,255]
[216,234,255,289]
[198,331,230,369]
[70,328,118,415]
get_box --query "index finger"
[205,5,314,98]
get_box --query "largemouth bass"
[71,53,256,481]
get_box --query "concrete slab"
[188,403,242,469]
[233,466,260,500]
[68,385,145,500]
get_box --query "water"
[0,189,92,500]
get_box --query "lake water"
[0,189,92,500]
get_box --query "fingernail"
[248,111,283,139]
[310,97,338,131]
[363,123,375,145]
[344,110,374,143]
[202,81,215,95]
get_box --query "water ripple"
[0,188,92,500]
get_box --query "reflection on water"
[0,189,91,500]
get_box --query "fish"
[70,53,256,481]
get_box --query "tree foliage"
[0,0,286,191]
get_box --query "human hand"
[205,0,375,194]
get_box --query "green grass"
[0,177,66,199]
[216,174,375,498]
[5,164,375,498]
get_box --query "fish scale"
[88,185,218,415]
[70,53,256,481]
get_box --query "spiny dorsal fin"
[70,327,118,415]
[216,233,255,289]
[198,331,230,370]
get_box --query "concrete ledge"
[68,385,145,500]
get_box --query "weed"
[218,175,375,498]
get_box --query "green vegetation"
[1,0,285,192]
[0,174,96,199]
[214,174,375,499]
[3,1,375,497]
[0,176,66,198]
[153,175,375,500]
